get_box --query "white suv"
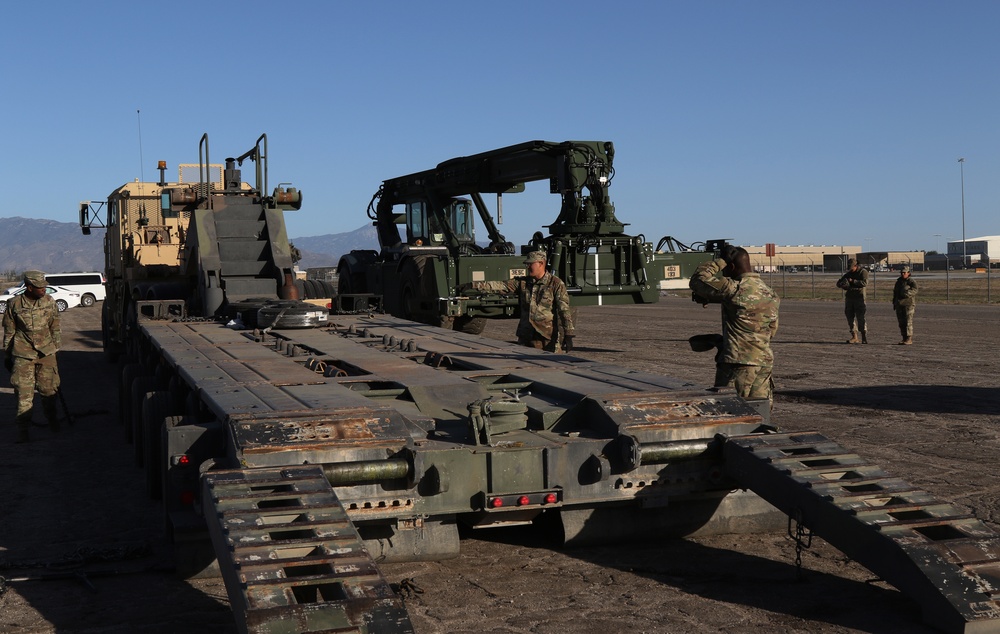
[5,272,106,308]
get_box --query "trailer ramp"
[202,465,414,634]
[724,431,1000,634]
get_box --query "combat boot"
[861,332,868,344]
[847,331,859,344]
[902,337,913,345]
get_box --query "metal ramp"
[724,431,1000,634]
[202,465,414,634]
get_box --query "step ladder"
[724,431,1000,634]
[202,465,414,634]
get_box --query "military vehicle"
[337,140,718,334]
[80,135,1000,634]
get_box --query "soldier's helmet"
[847,258,857,267]
[900,265,911,273]
[23,270,48,288]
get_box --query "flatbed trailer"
[120,309,1000,634]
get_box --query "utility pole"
[959,158,966,267]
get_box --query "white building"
[946,236,1000,266]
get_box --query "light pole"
[933,233,942,253]
[959,157,966,267]
[865,237,872,254]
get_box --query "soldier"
[3,270,61,443]
[468,251,575,352]
[690,246,780,402]
[837,258,869,344]
[892,265,918,345]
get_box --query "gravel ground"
[1,294,998,633]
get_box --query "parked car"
[4,271,105,307]
[0,285,81,314]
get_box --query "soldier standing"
[469,251,575,352]
[892,265,918,345]
[690,246,780,402]
[3,270,62,443]
[837,258,869,344]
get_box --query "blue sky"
[2,1,997,253]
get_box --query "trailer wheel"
[142,390,175,499]
[119,362,148,429]
[129,375,159,453]
[102,302,121,362]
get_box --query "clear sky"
[3,1,997,253]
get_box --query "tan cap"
[901,265,911,273]
[23,270,48,287]
[523,251,547,265]
[847,258,857,267]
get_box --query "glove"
[691,292,709,307]
[562,335,574,352]
[4,357,12,373]
[837,279,849,289]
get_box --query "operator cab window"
[406,201,427,245]
[450,199,475,243]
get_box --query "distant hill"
[0,216,378,276]
[0,217,106,275]
[291,224,379,269]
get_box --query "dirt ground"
[2,288,999,633]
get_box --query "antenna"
[136,109,148,226]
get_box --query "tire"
[303,279,319,299]
[337,265,368,305]
[129,375,159,451]
[81,294,96,308]
[142,391,175,499]
[55,299,68,312]
[102,302,121,362]
[119,362,147,428]
[399,260,421,322]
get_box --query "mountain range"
[0,216,379,276]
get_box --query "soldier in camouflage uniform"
[837,258,869,344]
[3,270,61,443]
[892,265,918,345]
[689,246,780,402]
[469,251,575,352]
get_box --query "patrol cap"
[523,251,547,265]
[847,258,857,267]
[900,265,911,273]
[23,270,48,288]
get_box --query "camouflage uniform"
[837,264,868,342]
[3,271,61,442]
[689,258,780,401]
[475,271,575,352]
[892,270,918,344]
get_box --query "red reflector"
[489,497,503,508]
[517,495,530,506]
[180,490,195,506]
[178,454,191,465]
[544,493,557,504]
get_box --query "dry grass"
[765,271,1000,304]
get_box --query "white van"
[5,272,106,307]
